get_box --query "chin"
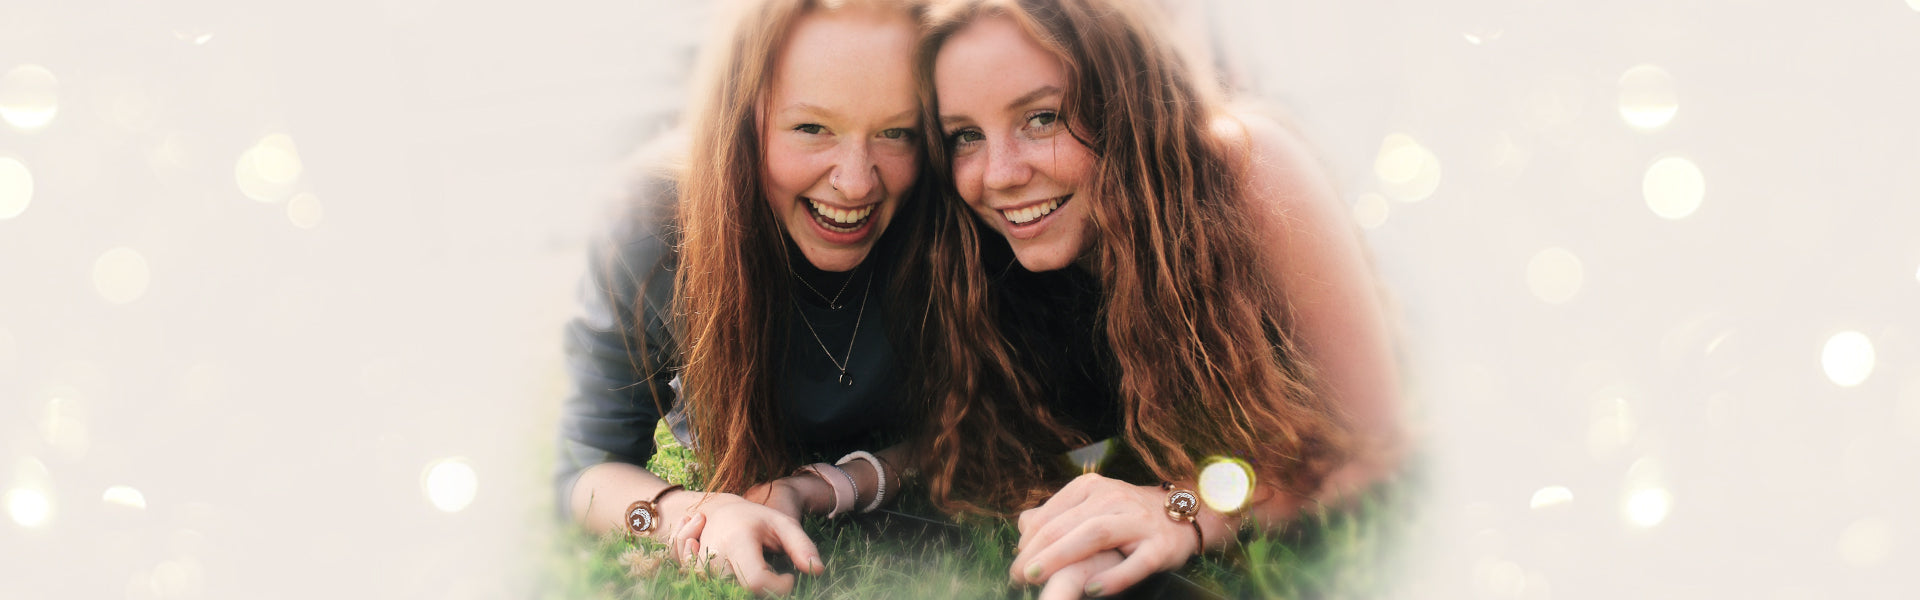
[1010,243,1079,273]
[797,245,872,272]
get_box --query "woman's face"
[762,6,922,273]
[935,15,1097,273]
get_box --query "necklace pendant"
[838,371,854,387]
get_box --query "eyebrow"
[781,103,919,125]
[940,85,1063,126]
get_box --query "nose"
[982,135,1032,192]
[832,144,880,202]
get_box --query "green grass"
[539,423,1418,599]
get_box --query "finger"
[1035,553,1107,600]
[1013,503,1116,582]
[670,512,707,563]
[1082,543,1176,598]
[727,544,796,596]
[1019,473,1105,536]
[1020,514,1147,586]
[765,516,823,575]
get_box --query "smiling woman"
[555,0,945,596]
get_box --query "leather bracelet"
[798,463,857,518]
[835,450,886,513]
[625,484,684,537]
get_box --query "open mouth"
[1001,194,1071,226]
[809,198,875,232]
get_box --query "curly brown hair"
[913,0,1351,513]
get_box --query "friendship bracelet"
[835,450,887,513]
[798,462,857,518]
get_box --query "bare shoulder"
[1208,111,1345,251]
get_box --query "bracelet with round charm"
[1160,481,1204,553]
[625,484,684,537]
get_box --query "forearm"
[568,461,699,541]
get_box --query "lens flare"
[423,457,478,513]
[0,65,59,131]
[1374,133,1442,202]
[1643,156,1704,220]
[1624,487,1671,528]
[0,157,31,219]
[93,247,152,304]
[1196,457,1254,513]
[1837,516,1893,567]
[286,192,324,229]
[103,485,147,510]
[1617,65,1678,131]
[235,133,302,203]
[1529,486,1573,509]
[1352,192,1389,229]
[1067,440,1112,474]
[1526,247,1584,304]
[1822,331,1875,387]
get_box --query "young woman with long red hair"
[914,0,1407,596]
[555,0,946,594]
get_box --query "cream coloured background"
[1,0,1916,598]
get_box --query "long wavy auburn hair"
[667,0,942,495]
[915,0,1351,510]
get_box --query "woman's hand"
[1035,549,1125,600]
[666,492,824,596]
[744,477,810,521]
[1010,473,1201,597]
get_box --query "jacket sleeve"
[553,183,681,513]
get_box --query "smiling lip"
[804,197,879,244]
[995,194,1071,240]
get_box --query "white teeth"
[808,199,873,225]
[1002,197,1063,225]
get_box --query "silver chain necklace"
[791,262,859,310]
[794,271,872,387]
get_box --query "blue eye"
[794,123,826,135]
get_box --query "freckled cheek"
[951,157,985,210]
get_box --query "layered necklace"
[791,265,872,387]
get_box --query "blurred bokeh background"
[1,0,1914,598]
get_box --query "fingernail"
[1085,582,1103,597]
[809,556,822,572]
[1024,563,1041,581]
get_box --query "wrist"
[783,473,836,516]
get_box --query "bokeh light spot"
[103,485,148,510]
[5,487,52,527]
[1197,457,1254,513]
[41,396,89,459]
[1352,192,1388,229]
[93,247,152,304]
[1374,133,1442,202]
[0,157,31,219]
[1821,331,1875,387]
[1526,247,1584,304]
[1624,487,1672,528]
[1529,485,1572,509]
[286,192,324,229]
[235,133,302,202]
[149,557,205,599]
[1837,516,1893,567]
[1618,65,1678,131]
[0,65,59,131]
[1643,156,1704,220]
[423,457,477,513]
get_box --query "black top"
[554,179,906,506]
[985,238,1123,443]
